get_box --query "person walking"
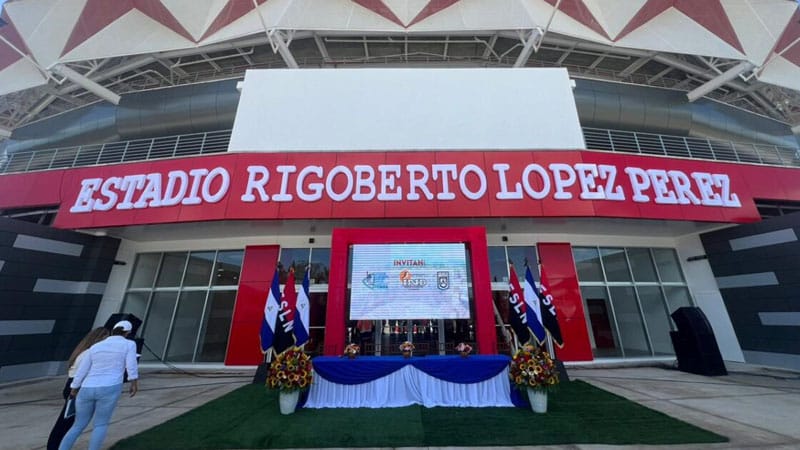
[47,327,110,450]
[58,320,139,450]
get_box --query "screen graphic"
[349,243,470,320]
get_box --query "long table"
[304,355,515,408]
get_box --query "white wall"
[95,226,740,363]
[230,68,585,152]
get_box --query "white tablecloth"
[304,364,514,408]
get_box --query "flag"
[259,268,281,353]
[523,265,547,344]
[507,265,530,343]
[530,265,565,347]
[274,269,297,354]
[294,266,311,347]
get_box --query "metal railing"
[1,127,799,175]
[583,128,800,167]
[0,130,231,174]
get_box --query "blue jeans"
[58,384,122,450]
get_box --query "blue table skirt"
[312,355,511,385]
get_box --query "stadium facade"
[1,0,800,381]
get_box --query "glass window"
[506,246,537,271]
[653,248,685,282]
[627,248,658,282]
[601,248,631,282]
[184,252,215,286]
[213,250,243,286]
[124,248,243,364]
[609,286,650,357]
[573,247,604,282]
[580,286,621,357]
[573,246,691,360]
[664,286,693,314]
[197,291,236,362]
[487,246,508,283]
[140,291,179,361]
[306,328,326,356]
[129,254,160,288]
[166,291,207,362]
[279,248,309,283]
[309,248,330,284]
[155,252,188,287]
[309,292,327,327]
[122,292,150,322]
[637,286,673,355]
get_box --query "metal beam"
[200,53,222,71]
[49,64,121,105]
[619,56,653,77]
[531,34,757,93]
[687,61,755,102]
[0,127,11,138]
[314,34,330,61]
[482,34,498,60]
[268,30,299,69]
[513,28,543,68]
[588,53,607,69]
[250,0,299,69]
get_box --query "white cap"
[114,320,133,332]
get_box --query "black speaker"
[670,307,727,376]
[104,313,143,337]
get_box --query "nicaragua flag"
[507,265,530,343]
[259,268,281,354]
[294,266,311,347]
[523,265,547,344]
[273,269,297,354]
[536,266,565,347]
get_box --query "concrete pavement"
[0,362,798,450]
[0,369,250,450]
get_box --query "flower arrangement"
[267,347,313,392]
[399,341,415,353]
[455,342,473,354]
[509,344,559,392]
[343,343,360,357]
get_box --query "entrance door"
[374,319,445,355]
[371,318,474,355]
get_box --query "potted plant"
[509,344,559,413]
[399,341,415,358]
[267,346,313,415]
[455,342,473,358]
[343,343,360,359]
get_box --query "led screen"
[349,243,470,320]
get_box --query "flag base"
[555,359,570,383]
[252,362,270,384]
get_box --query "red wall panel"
[225,245,279,365]
[537,242,594,362]
[326,227,496,356]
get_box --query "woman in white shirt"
[47,327,110,450]
[59,320,139,450]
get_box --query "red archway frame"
[325,227,496,355]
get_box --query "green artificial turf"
[111,380,727,449]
